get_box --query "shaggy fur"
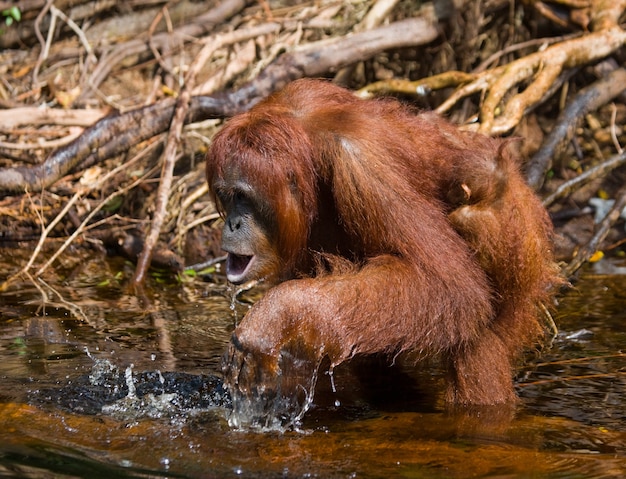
[206,78,560,407]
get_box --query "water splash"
[326,366,341,407]
[228,279,263,326]
[85,347,120,392]
[36,350,230,418]
[227,365,319,432]
[124,364,136,398]
[101,363,181,420]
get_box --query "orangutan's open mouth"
[226,253,255,284]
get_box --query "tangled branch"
[0,16,438,194]
[438,26,626,135]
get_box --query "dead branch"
[562,183,626,278]
[526,67,626,190]
[132,25,227,288]
[0,127,83,150]
[77,0,249,103]
[357,71,475,98]
[334,0,402,83]
[192,23,281,95]
[32,2,98,87]
[0,107,107,129]
[438,26,626,135]
[0,100,175,194]
[542,150,626,207]
[359,23,626,136]
[0,15,439,194]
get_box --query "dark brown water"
[0,252,625,478]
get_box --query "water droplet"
[327,367,337,393]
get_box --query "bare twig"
[132,25,239,286]
[562,184,626,278]
[0,16,439,194]
[519,371,626,387]
[473,33,578,73]
[0,107,107,129]
[49,5,97,64]
[148,5,177,85]
[80,0,250,102]
[542,150,626,207]
[175,181,213,246]
[0,140,163,292]
[334,0,402,83]
[1,191,45,291]
[609,103,623,154]
[526,67,626,190]
[32,2,98,88]
[35,142,162,277]
[37,277,91,323]
[192,23,283,95]
[180,213,221,237]
[32,0,54,86]
[437,26,626,135]
[0,127,84,150]
[185,255,227,273]
[17,190,83,282]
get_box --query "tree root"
[474,27,619,135]
[359,22,626,136]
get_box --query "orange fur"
[206,79,560,410]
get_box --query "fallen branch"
[132,24,235,287]
[0,107,107,129]
[542,150,626,207]
[0,127,83,151]
[0,15,439,194]
[357,71,475,98]
[525,67,626,190]
[77,0,250,102]
[334,0,402,83]
[562,183,626,278]
[437,26,626,135]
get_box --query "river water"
[0,253,624,478]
